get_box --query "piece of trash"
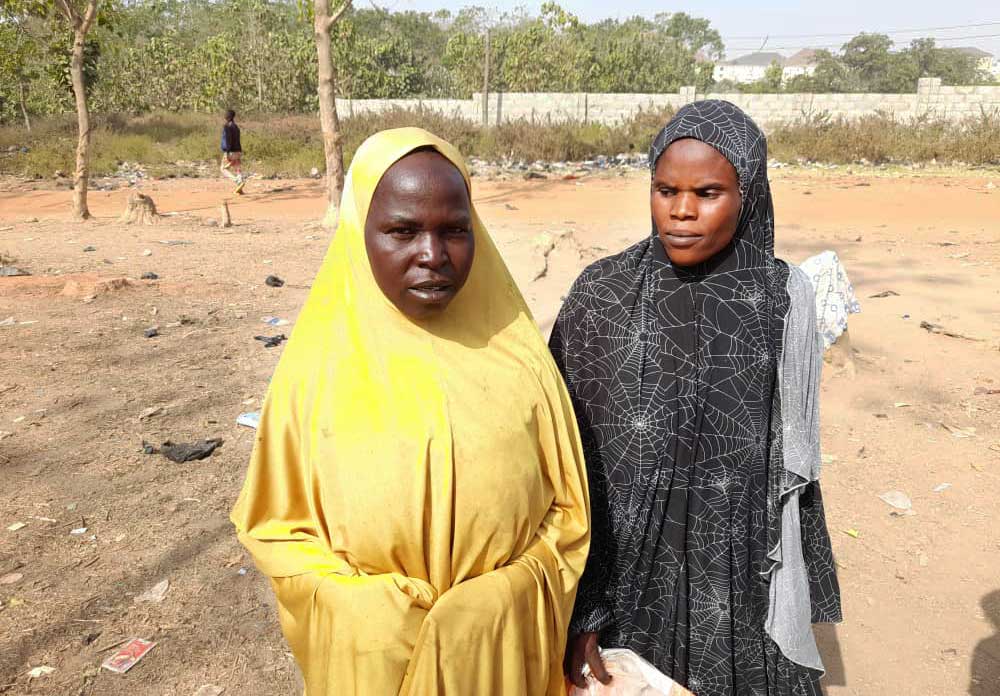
[159,438,223,463]
[138,406,163,421]
[144,326,159,339]
[27,665,55,679]
[0,266,30,277]
[102,638,156,674]
[157,239,192,246]
[878,490,913,511]
[30,516,56,523]
[140,272,159,280]
[821,454,837,465]
[7,522,26,532]
[12,415,25,423]
[142,249,153,256]
[237,412,260,429]
[843,529,860,539]
[0,572,23,585]
[870,290,899,298]
[264,275,284,288]
[261,316,289,327]
[70,527,88,535]
[894,402,911,408]
[237,567,248,576]
[254,334,286,348]
[194,686,225,696]
[83,246,96,252]
[933,483,952,493]
[135,579,169,603]
[941,423,976,438]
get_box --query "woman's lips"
[408,283,455,301]
[663,233,702,249]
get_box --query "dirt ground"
[1,167,999,696]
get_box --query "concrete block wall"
[334,79,1000,129]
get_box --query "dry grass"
[2,107,998,179]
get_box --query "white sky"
[376,0,1000,59]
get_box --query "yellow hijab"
[231,128,589,695]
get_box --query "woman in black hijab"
[553,101,841,695]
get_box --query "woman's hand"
[566,631,611,688]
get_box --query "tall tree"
[54,0,99,219]
[314,0,351,227]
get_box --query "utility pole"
[482,28,491,127]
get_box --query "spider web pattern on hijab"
[551,101,839,696]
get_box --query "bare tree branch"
[80,0,99,35]
[325,0,352,30]
[53,0,79,25]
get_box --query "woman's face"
[651,138,742,267]
[364,150,475,320]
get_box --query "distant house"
[713,49,822,84]
[783,49,821,78]
[713,52,786,83]
[945,46,999,77]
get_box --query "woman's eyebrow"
[384,213,420,225]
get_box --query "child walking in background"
[220,109,245,194]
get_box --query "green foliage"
[743,36,994,94]
[0,0,997,125]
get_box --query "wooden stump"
[220,201,232,228]
[120,192,158,225]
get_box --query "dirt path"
[1,170,998,695]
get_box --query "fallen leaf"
[933,483,952,493]
[821,454,837,465]
[136,579,169,603]
[0,572,23,585]
[138,406,163,421]
[894,402,911,408]
[70,527,88,535]
[941,423,976,439]
[6,522,26,532]
[843,529,860,539]
[27,666,55,678]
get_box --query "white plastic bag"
[567,648,696,696]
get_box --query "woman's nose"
[671,192,697,220]
[415,231,447,268]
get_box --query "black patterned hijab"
[550,101,838,694]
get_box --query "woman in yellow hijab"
[231,128,590,695]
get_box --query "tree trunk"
[69,25,92,220]
[120,192,159,225]
[18,81,31,133]
[314,0,350,229]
